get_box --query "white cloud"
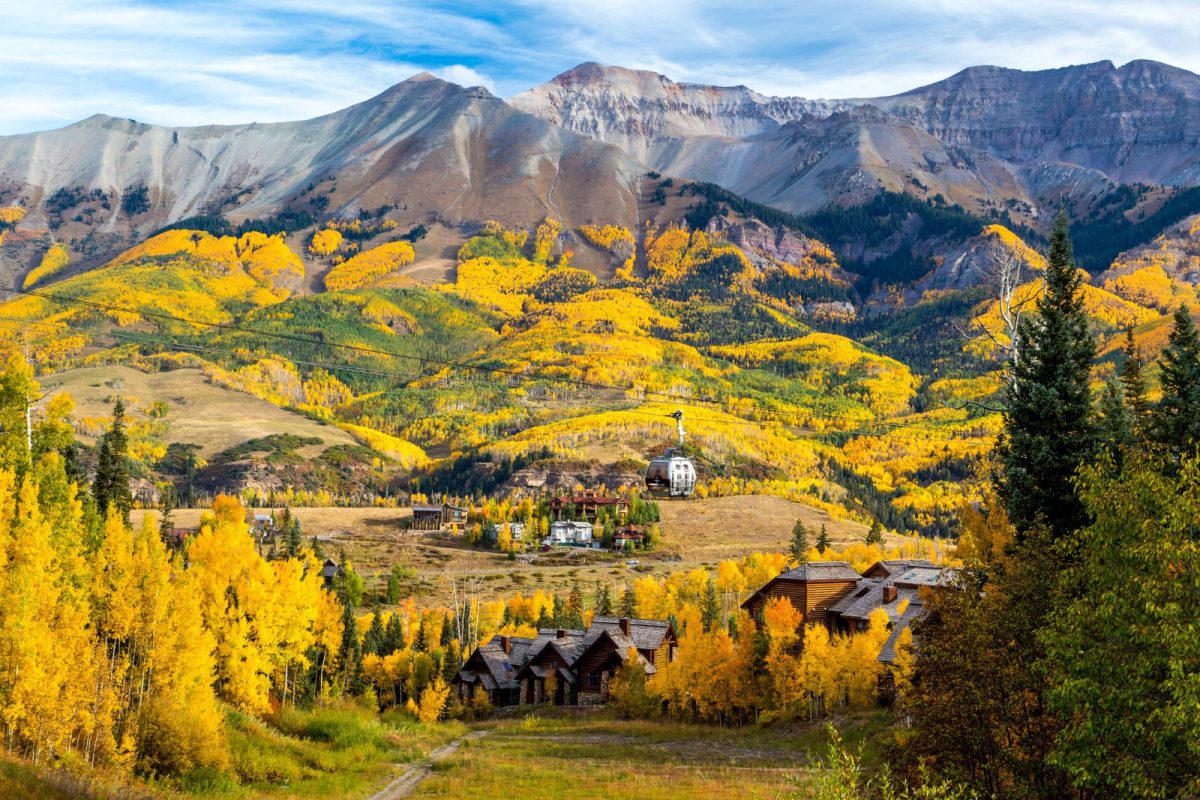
[1,0,1198,133]
[434,65,497,92]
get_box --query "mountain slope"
[0,73,645,243]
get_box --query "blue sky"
[2,0,1197,134]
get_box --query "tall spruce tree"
[999,210,1096,541]
[1119,328,1151,440]
[816,524,830,554]
[1097,378,1135,456]
[789,518,809,563]
[1153,304,1200,458]
[619,585,637,618]
[595,582,613,617]
[157,482,175,542]
[92,397,132,524]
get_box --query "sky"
[2,0,1198,134]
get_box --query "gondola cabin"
[644,410,697,498]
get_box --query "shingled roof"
[777,561,863,582]
[586,617,673,651]
[864,559,935,578]
[878,597,926,664]
[827,578,922,621]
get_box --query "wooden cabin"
[574,617,677,705]
[516,629,586,705]
[741,561,862,627]
[453,634,534,707]
[410,503,469,531]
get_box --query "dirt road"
[368,730,489,799]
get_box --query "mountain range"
[2,58,1200,288]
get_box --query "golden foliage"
[712,333,918,417]
[323,241,416,292]
[22,243,70,288]
[579,223,636,276]
[532,217,562,264]
[308,228,343,256]
[338,422,430,469]
[0,206,26,227]
[982,224,1047,270]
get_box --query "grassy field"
[413,712,894,800]
[42,365,357,458]
[0,703,466,800]
[133,495,899,607]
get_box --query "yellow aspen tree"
[418,676,451,723]
[892,626,917,722]
[0,477,75,761]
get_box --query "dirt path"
[368,730,489,799]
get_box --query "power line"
[1,285,998,442]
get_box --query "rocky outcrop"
[514,60,1200,219]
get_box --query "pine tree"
[384,613,404,655]
[363,607,385,657]
[567,582,584,629]
[1119,328,1151,440]
[339,597,363,694]
[1097,378,1134,456]
[619,585,637,618]
[595,582,613,617]
[440,612,453,647]
[1153,304,1200,459]
[999,209,1097,542]
[816,524,830,554]
[551,595,566,627]
[701,579,720,632]
[414,618,428,652]
[282,507,303,557]
[157,482,175,542]
[92,398,132,524]
[789,518,809,563]
[865,519,883,546]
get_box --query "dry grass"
[42,365,357,457]
[656,494,883,561]
[411,715,826,800]
[134,495,900,609]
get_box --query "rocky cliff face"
[873,60,1200,185]
[514,60,1200,220]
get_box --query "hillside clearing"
[41,365,358,457]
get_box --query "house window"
[586,672,599,687]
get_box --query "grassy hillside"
[5,211,1192,532]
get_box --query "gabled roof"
[741,561,862,610]
[864,559,935,578]
[465,634,537,691]
[777,561,862,582]
[412,503,444,513]
[587,617,673,651]
[577,627,658,676]
[523,628,587,667]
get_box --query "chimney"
[883,586,898,604]
[499,635,511,655]
[556,629,568,639]
[618,617,631,636]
